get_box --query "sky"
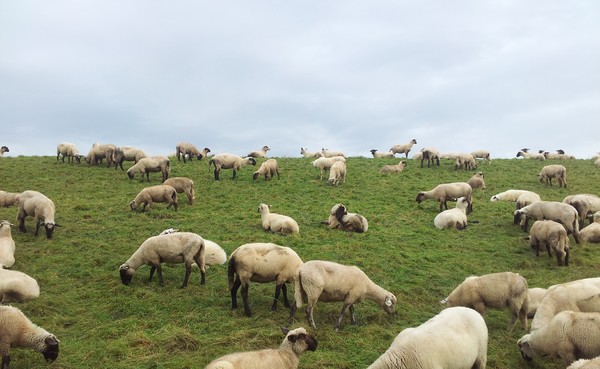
[1,1,599,159]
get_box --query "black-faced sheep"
[380,161,407,174]
[528,220,569,266]
[112,146,147,170]
[433,197,469,230]
[322,204,368,233]
[257,204,299,235]
[390,139,417,158]
[176,142,209,163]
[516,150,546,160]
[539,164,567,188]
[0,268,40,303]
[129,185,178,212]
[420,147,440,168]
[563,194,600,228]
[0,146,8,157]
[467,172,486,190]
[0,220,15,268]
[126,156,170,182]
[16,190,60,239]
[0,191,19,208]
[163,177,195,205]
[300,147,323,158]
[542,149,576,160]
[247,145,270,158]
[370,149,395,158]
[208,153,256,180]
[56,142,81,164]
[311,156,345,180]
[416,182,473,213]
[321,148,346,158]
[327,160,346,186]
[253,159,281,181]
[514,201,580,243]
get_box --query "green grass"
[1,155,600,369]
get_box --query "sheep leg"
[230,278,241,309]
[335,303,352,329]
[213,168,220,180]
[281,283,290,307]
[180,264,191,288]
[272,284,283,310]
[17,215,26,233]
[232,169,237,180]
[34,218,42,236]
[2,354,11,369]
[545,242,552,258]
[306,305,317,329]
[148,265,156,282]
[156,265,165,286]
[349,305,356,325]
[241,283,252,317]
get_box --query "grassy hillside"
[1,155,600,369]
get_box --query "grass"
[1,155,600,369]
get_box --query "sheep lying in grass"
[204,327,317,369]
[416,182,473,213]
[0,191,19,208]
[539,164,567,188]
[228,242,303,317]
[253,159,281,180]
[527,287,548,319]
[126,156,170,182]
[0,146,8,157]
[390,139,417,158]
[119,232,206,287]
[366,307,487,369]
[16,190,60,239]
[516,149,546,160]
[0,305,59,368]
[311,156,345,180]
[563,194,600,228]
[467,172,486,190]
[568,356,600,369]
[380,161,407,174]
[542,149,576,160]
[247,145,270,158]
[258,204,299,235]
[321,148,346,158]
[0,220,15,268]
[209,153,256,180]
[163,177,195,205]
[490,189,541,211]
[471,150,491,165]
[112,146,147,170]
[327,160,346,186]
[56,142,81,164]
[370,149,395,158]
[420,147,440,167]
[323,204,368,233]
[514,201,580,243]
[129,185,178,212]
[441,271,529,331]
[300,147,323,158]
[580,212,600,243]
[0,268,40,303]
[528,220,569,266]
[433,197,470,230]
[176,142,209,163]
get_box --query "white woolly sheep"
[208,153,256,180]
[454,153,478,170]
[580,212,600,243]
[416,182,473,213]
[441,271,529,330]
[528,220,569,266]
[300,147,323,158]
[163,177,195,205]
[176,142,210,163]
[253,159,281,181]
[518,311,600,365]
[16,190,60,239]
[327,160,346,186]
[515,192,542,211]
[420,147,441,167]
[380,161,407,174]
[433,197,470,230]
[370,149,395,158]
[467,172,486,190]
[291,260,397,329]
[0,191,19,208]
[412,151,423,161]
[157,229,226,267]
[542,149,576,160]
[0,220,15,268]
[204,327,317,369]
[567,356,600,369]
[514,201,580,243]
[56,142,81,164]
[516,149,546,160]
[390,139,417,158]
[527,287,547,319]
[490,189,541,212]
[257,204,299,235]
[0,305,59,368]
[321,148,346,158]
[112,146,147,170]
[228,242,303,317]
[0,268,40,303]
[247,145,270,158]
[126,156,170,182]
[539,164,567,188]
[563,194,600,228]
[0,146,8,157]
[323,204,368,233]
[85,143,117,167]
[119,232,206,287]
[439,152,460,160]
[311,156,346,180]
[129,184,178,212]
[471,150,491,165]
[366,307,487,369]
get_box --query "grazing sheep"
[370,149,395,158]
[514,201,580,243]
[327,160,346,186]
[112,146,147,170]
[441,271,529,330]
[311,156,346,180]
[300,147,323,158]
[433,197,470,230]
[516,149,546,160]
[467,172,486,190]
[0,268,40,303]
[126,156,170,182]
[247,145,270,158]
[119,232,206,287]
[580,212,600,243]
[56,142,81,164]
[528,220,570,266]
[204,327,317,369]
[366,307,487,369]
[563,194,600,228]
[380,161,407,174]
[527,287,548,319]
[163,177,195,205]
[16,190,59,239]
[416,182,473,213]
[85,143,117,167]
[253,159,281,181]
[321,148,346,158]
[0,220,15,268]
[471,150,491,165]
[291,260,397,329]
[158,229,226,267]
[568,356,600,369]
[176,142,210,163]
[209,153,256,180]
[390,139,417,158]
[454,153,478,170]
[539,164,567,188]
[0,305,59,368]
[257,204,299,235]
[129,185,178,212]
[0,191,19,208]
[0,146,8,157]
[228,242,303,317]
[322,204,368,233]
[420,147,441,168]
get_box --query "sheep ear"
[45,336,59,346]
[281,327,290,336]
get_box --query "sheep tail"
[294,272,304,308]
[227,256,236,291]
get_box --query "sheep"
[300,147,323,158]
[228,242,303,317]
[514,201,580,243]
[542,149,576,160]
[0,191,19,208]
[321,148,346,158]
[176,142,210,163]
[311,156,345,180]
[158,229,226,267]
[56,142,81,164]
[490,189,541,210]
[454,153,478,170]
[389,139,417,158]
[433,197,470,230]
[0,305,59,368]
[291,260,397,329]
[596,158,600,168]
[366,307,487,369]
[247,145,270,158]
[518,311,600,365]
[204,327,317,369]
[580,212,600,243]
[0,220,15,268]
[471,150,491,165]
[208,153,256,180]
[257,204,299,235]
[538,164,567,188]
[0,146,8,157]
[516,150,546,160]
[322,204,369,233]
[515,191,542,211]
[129,185,178,212]
[119,231,206,287]
[252,159,281,181]
[85,143,117,167]
[369,149,395,158]
[163,177,195,205]
[327,160,346,186]
[112,146,147,170]
[440,271,529,330]
[16,190,59,239]
[416,182,473,213]
[0,268,40,303]
[527,287,548,319]
[563,194,600,228]
[528,220,570,266]
[380,160,407,174]
[439,152,460,160]
[568,356,600,369]
[420,147,441,168]
[467,172,486,190]
[126,156,170,182]
[412,151,423,161]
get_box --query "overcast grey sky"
[1,1,599,159]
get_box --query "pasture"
[1,155,600,369]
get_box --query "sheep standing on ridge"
[454,153,477,170]
[514,201,580,243]
[311,156,345,180]
[0,268,40,303]
[129,185,178,212]
[126,156,170,182]
[380,161,407,174]
[322,204,368,233]
[16,190,60,239]
[247,145,270,158]
[416,182,473,213]
[0,220,16,268]
[209,153,256,180]
[56,142,81,164]
[369,149,395,158]
[300,147,323,158]
[257,204,299,235]
[0,191,19,208]
[85,143,117,167]
[539,164,567,188]
[163,177,195,205]
[253,159,281,180]
[420,147,440,167]
[327,160,346,186]
[0,146,9,157]
[433,197,470,230]
[390,139,417,158]
[467,172,486,190]
[321,148,346,158]
[176,142,210,163]
[471,150,491,165]
[528,220,569,266]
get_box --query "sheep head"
[415,192,426,203]
[382,294,397,314]
[281,327,318,354]
[44,222,60,239]
[42,335,60,363]
[119,264,135,285]
[517,335,534,361]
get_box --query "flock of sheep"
[2,141,600,368]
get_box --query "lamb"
[380,161,407,174]
[440,271,529,330]
[420,147,440,167]
[390,139,417,158]
[568,356,600,369]
[253,159,281,181]
[322,204,369,233]
[0,146,8,157]
[129,184,178,212]
[228,242,303,317]
[257,204,299,235]
[538,164,567,188]
[518,311,600,365]
[300,147,323,158]
[471,150,491,165]
[321,148,346,158]
[0,305,59,368]
[56,142,81,164]
[467,172,486,190]
[580,212,600,243]
[311,156,346,180]
[0,268,40,303]
[291,260,397,329]
[516,149,546,160]
[433,197,470,230]
[176,142,210,163]
[327,160,346,186]
[204,327,317,369]
[528,220,570,266]
[163,177,195,205]
[208,153,256,180]
[119,231,206,287]
[370,149,395,158]
[527,287,548,319]
[454,153,478,170]
[514,201,580,243]
[126,156,170,182]
[366,307,487,369]
[85,143,117,167]
[0,220,15,268]
[563,194,600,228]
[16,190,59,239]
[416,182,473,213]
[0,191,19,208]
[112,146,147,170]
[247,145,270,158]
